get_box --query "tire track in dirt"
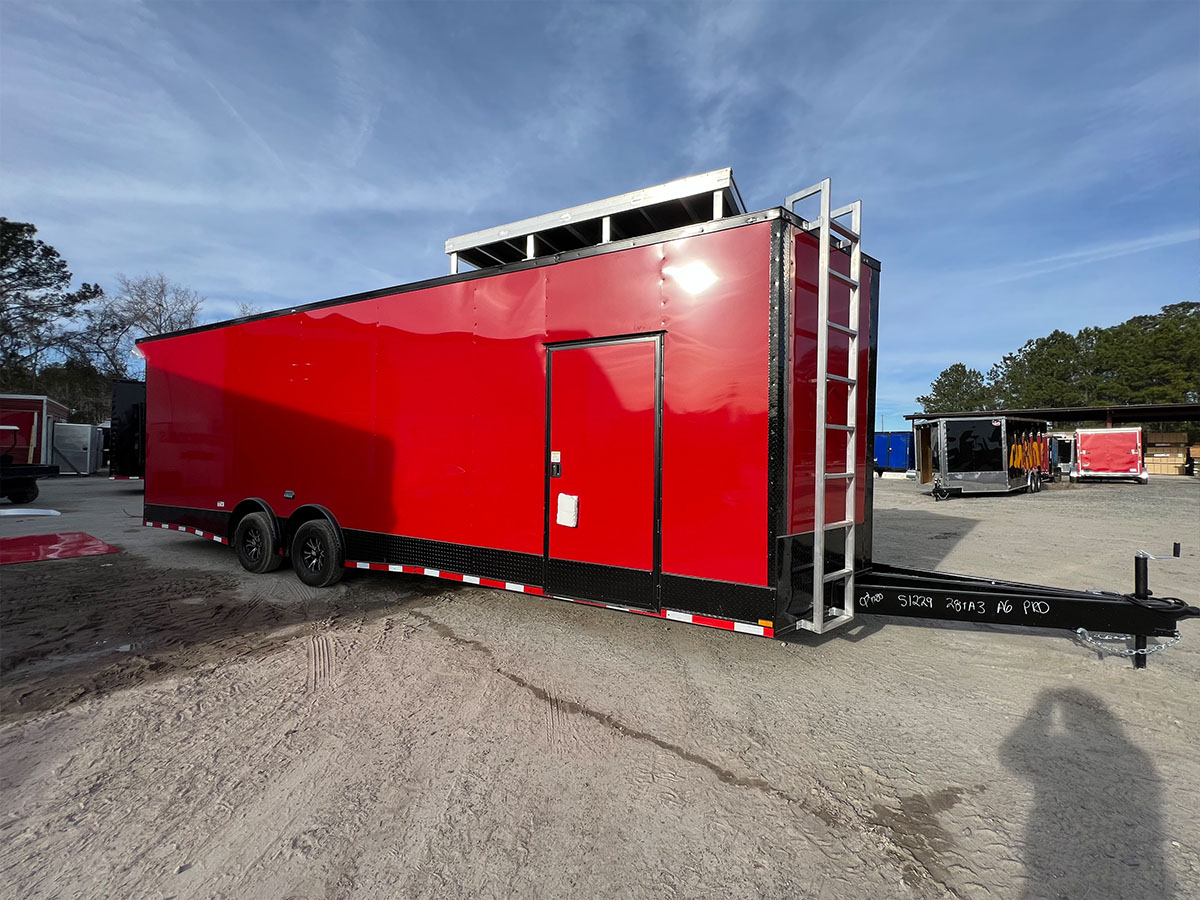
[306,635,335,693]
[542,681,569,754]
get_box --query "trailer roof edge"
[139,207,881,345]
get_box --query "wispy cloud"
[981,228,1200,286]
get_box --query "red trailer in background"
[0,394,69,466]
[1,394,67,503]
[139,170,1197,663]
[1072,427,1148,484]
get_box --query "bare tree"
[115,273,203,336]
[67,273,205,378]
[235,300,265,318]
[75,300,137,378]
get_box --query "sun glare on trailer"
[663,262,718,295]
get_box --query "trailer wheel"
[234,512,282,574]
[5,483,39,504]
[291,520,344,588]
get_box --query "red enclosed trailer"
[140,170,876,636]
[0,394,69,466]
[1072,427,1148,484]
[139,171,1198,660]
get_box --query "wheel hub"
[243,528,263,562]
[303,537,325,572]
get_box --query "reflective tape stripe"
[557,594,772,637]
[342,557,773,637]
[343,560,544,596]
[143,520,228,545]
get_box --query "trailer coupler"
[855,547,1198,668]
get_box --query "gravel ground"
[1,475,1197,899]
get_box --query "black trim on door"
[543,332,665,610]
[546,559,656,608]
[661,573,775,622]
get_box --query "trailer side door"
[545,335,661,609]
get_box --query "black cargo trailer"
[109,380,146,480]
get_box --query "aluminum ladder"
[786,178,862,634]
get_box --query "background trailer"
[1072,427,1148,484]
[910,415,1051,499]
[873,430,913,475]
[109,380,146,480]
[1050,432,1074,479]
[52,423,105,476]
[140,171,1197,661]
[0,394,69,466]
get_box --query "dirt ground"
[1,475,1197,899]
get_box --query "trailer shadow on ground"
[870,505,978,571]
[760,507,979,649]
[0,544,450,725]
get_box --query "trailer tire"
[291,520,344,588]
[4,487,37,508]
[5,484,38,504]
[234,512,282,574]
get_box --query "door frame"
[542,331,665,607]
[916,423,935,484]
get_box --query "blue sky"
[2,0,1197,425]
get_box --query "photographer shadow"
[1001,688,1172,899]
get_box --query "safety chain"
[1075,628,1183,657]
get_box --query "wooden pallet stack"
[1145,432,1189,476]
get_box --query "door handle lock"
[550,462,562,478]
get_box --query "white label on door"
[550,450,561,463]
[556,493,579,527]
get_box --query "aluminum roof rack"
[445,168,746,272]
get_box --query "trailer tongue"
[852,548,1198,668]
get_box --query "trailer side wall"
[144,222,773,591]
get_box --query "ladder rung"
[801,216,861,244]
[829,269,859,288]
[825,520,854,529]
[828,321,858,336]
[824,471,855,480]
[823,567,855,583]
[826,423,855,432]
[827,374,857,384]
[798,612,855,633]
[787,184,824,206]
[830,219,860,242]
